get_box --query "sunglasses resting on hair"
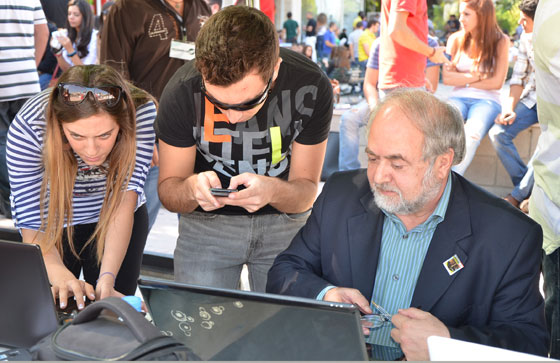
[58,83,123,108]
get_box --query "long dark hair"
[67,0,94,59]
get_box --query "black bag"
[30,297,199,361]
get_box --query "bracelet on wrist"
[429,47,436,58]
[97,271,116,285]
[67,50,77,58]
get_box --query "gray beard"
[371,165,443,215]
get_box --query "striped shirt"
[529,0,560,254]
[510,31,536,109]
[6,89,156,231]
[0,0,46,102]
[367,173,452,348]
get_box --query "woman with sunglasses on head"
[53,0,98,71]
[442,0,509,175]
[7,65,155,310]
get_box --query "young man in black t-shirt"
[155,6,333,292]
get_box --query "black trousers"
[62,204,148,295]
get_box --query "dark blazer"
[267,169,548,356]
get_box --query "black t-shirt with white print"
[155,47,333,215]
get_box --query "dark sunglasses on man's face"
[201,76,272,111]
[58,83,123,108]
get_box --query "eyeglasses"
[58,83,123,108]
[201,76,272,111]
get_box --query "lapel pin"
[443,254,464,276]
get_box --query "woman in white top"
[54,0,98,70]
[443,0,509,175]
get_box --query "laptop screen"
[0,240,59,348]
[138,278,368,361]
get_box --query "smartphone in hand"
[210,188,238,197]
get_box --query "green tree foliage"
[432,3,444,31]
[365,0,379,13]
[301,0,317,19]
[495,0,520,36]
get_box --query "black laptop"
[0,240,59,348]
[138,277,369,361]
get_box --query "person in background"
[303,12,317,61]
[379,0,448,97]
[353,11,365,29]
[7,65,155,310]
[339,28,348,47]
[302,44,313,60]
[315,13,328,61]
[530,0,560,358]
[357,18,379,70]
[155,6,333,292]
[488,0,538,212]
[38,21,60,90]
[0,0,49,218]
[283,11,299,44]
[443,14,461,43]
[348,21,364,66]
[95,1,114,64]
[40,0,68,28]
[204,0,222,14]
[267,89,548,360]
[443,0,509,176]
[37,0,68,89]
[100,0,211,232]
[339,34,442,171]
[53,0,98,71]
[321,21,338,69]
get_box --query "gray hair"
[368,89,466,165]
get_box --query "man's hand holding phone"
[209,188,238,197]
[190,171,228,211]
[221,173,274,213]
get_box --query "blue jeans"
[543,248,560,358]
[144,165,161,233]
[449,97,501,175]
[339,100,370,171]
[39,72,53,90]
[488,102,538,202]
[174,210,310,292]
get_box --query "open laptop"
[0,240,59,348]
[139,277,369,361]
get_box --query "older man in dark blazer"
[267,89,548,360]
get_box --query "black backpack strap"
[70,297,161,343]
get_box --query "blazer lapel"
[411,175,472,311]
[348,191,385,301]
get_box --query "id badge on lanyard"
[169,39,195,60]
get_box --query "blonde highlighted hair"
[41,65,153,263]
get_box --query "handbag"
[30,297,199,361]
[48,64,60,88]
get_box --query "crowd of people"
[1,0,559,360]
